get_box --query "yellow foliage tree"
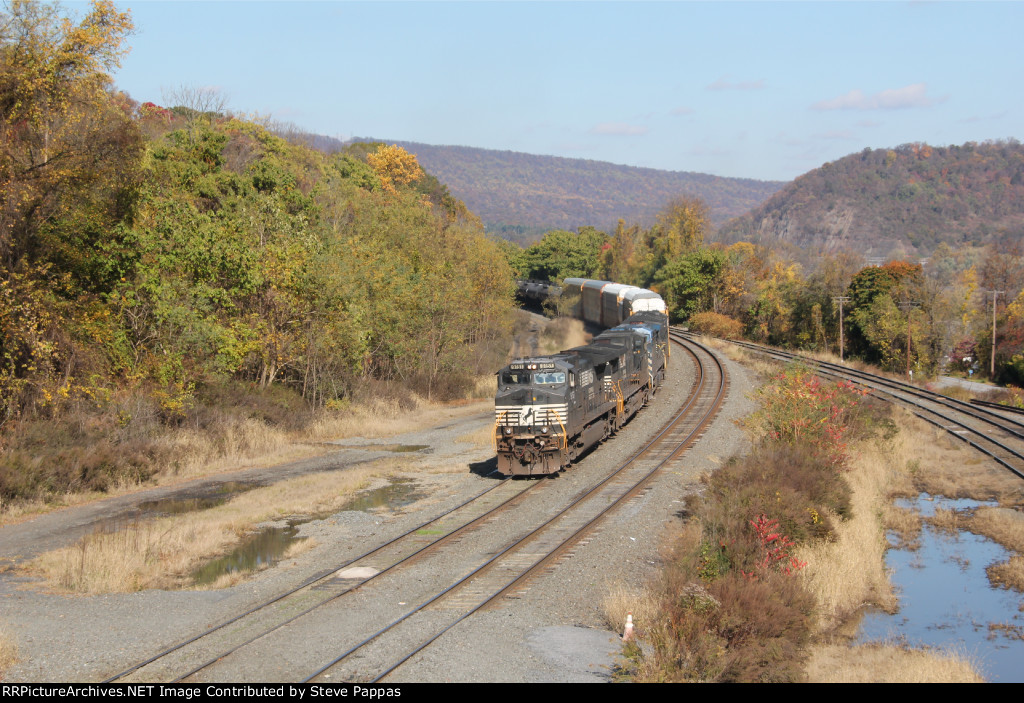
[366,144,423,194]
[1,0,137,272]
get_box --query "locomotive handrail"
[554,412,568,450]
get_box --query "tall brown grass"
[795,428,910,631]
[987,556,1024,592]
[966,507,1024,591]
[1,377,492,525]
[27,457,412,593]
[806,643,984,683]
[614,364,992,682]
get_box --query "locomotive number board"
[508,362,557,370]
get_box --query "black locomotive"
[495,308,668,476]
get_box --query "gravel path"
[0,344,756,683]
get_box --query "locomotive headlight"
[503,427,513,435]
[540,426,550,435]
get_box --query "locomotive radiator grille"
[495,404,568,427]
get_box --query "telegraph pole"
[898,299,921,380]
[986,290,1003,378]
[832,296,849,362]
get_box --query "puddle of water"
[342,477,425,512]
[857,493,1024,682]
[190,478,425,585]
[192,523,304,586]
[136,482,258,516]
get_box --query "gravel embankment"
[0,346,756,683]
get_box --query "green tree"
[655,247,728,322]
[516,227,608,282]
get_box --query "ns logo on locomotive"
[495,279,669,476]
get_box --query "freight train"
[495,280,669,476]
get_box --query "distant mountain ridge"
[363,140,784,241]
[716,140,1024,259]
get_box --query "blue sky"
[92,1,1022,182]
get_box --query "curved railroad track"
[692,332,1024,481]
[107,333,727,683]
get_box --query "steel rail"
[691,332,1024,480]
[164,340,709,683]
[718,335,1024,440]
[305,334,726,683]
[104,472,541,682]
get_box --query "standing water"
[857,494,1024,682]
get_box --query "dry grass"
[884,505,923,549]
[806,643,984,682]
[0,623,17,680]
[968,507,1024,553]
[26,458,411,593]
[894,416,1024,505]
[938,385,978,402]
[601,579,661,638]
[151,417,312,483]
[987,556,1024,592]
[795,432,903,632]
[455,423,498,450]
[928,507,966,533]
[537,317,590,355]
[970,506,1024,589]
[0,394,492,528]
[706,340,781,379]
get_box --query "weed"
[806,643,984,682]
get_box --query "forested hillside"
[513,193,1024,389]
[717,141,1024,259]
[375,141,784,243]
[0,1,515,506]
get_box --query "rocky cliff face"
[716,141,1024,260]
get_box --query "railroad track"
[105,473,546,683]
[106,333,727,683]
[692,332,1024,480]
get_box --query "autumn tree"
[0,0,141,419]
[653,196,708,261]
[0,0,139,274]
[367,143,423,194]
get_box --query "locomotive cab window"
[533,372,566,385]
[500,371,529,385]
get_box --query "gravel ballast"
[0,345,756,683]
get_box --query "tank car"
[494,311,667,476]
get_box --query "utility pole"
[986,290,1003,378]
[832,296,849,362]
[898,299,921,380]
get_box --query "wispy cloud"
[670,106,695,116]
[590,122,648,136]
[812,83,943,110]
[706,76,764,91]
